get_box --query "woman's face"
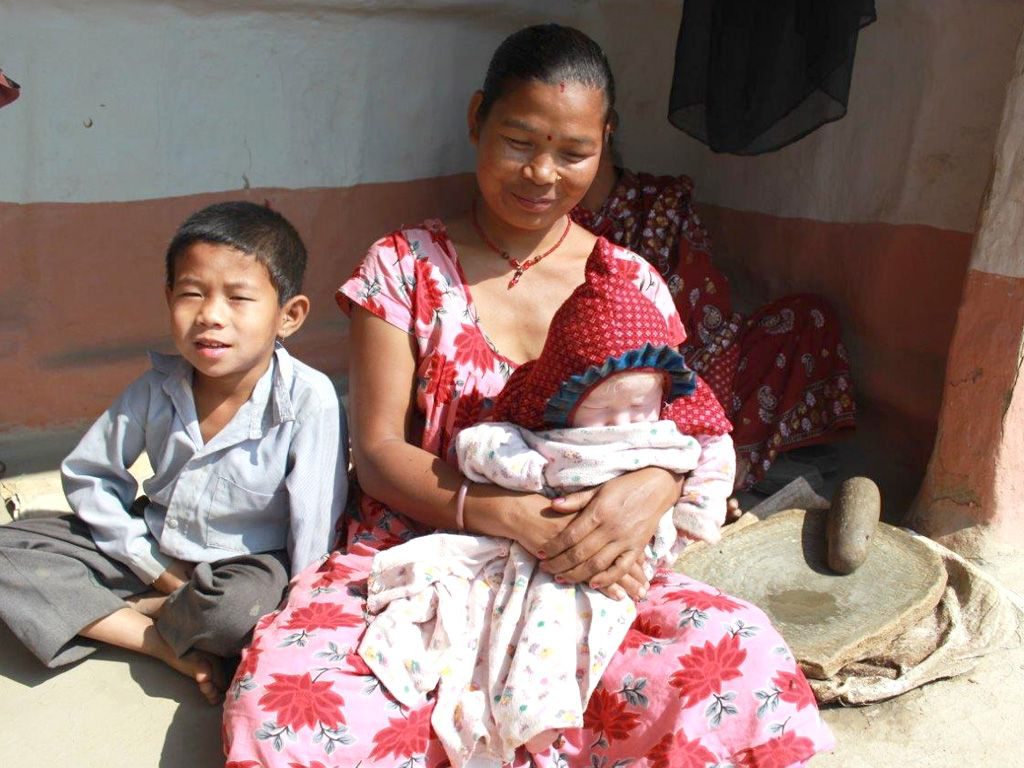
[469,79,608,232]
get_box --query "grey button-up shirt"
[62,346,347,582]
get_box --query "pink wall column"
[910,30,1024,556]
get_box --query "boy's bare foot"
[79,607,225,705]
[169,650,226,705]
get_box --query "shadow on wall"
[696,204,975,486]
[0,175,475,431]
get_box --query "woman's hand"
[470,483,581,556]
[489,486,644,601]
[538,467,683,595]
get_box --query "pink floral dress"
[222,221,835,768]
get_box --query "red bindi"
[559,81,565,92]
[547,134,553,141]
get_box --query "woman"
[573,151,856,490]
[223,24,834,767]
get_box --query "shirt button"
[166,519,179,529]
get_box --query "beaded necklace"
[471,199,572,289]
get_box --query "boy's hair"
[165,201,307,303]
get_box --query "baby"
[357,244,733,765]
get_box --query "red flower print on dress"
[345,260,372,286]
[368,705,433,760]
[663,587,744,613]
[773,668,816,710]
[391,232,414,260]
[670,633,747,706]
[645,730,717,768]
[362,296,387,322]
[414,258,445,328]
[582,688,641,744]
[258,673,346,731]
[310,556,360,592]
[282,602,363,632]
[225,761,262,768]
[622,614,670,650]
[733,731,816,768]
[235,639,263,682]
[424,351,458,405]
[343,651,374,677]
[288,762,330,768]
[452,390,486,432]
[649,570,672,587]
[453,323,495,373]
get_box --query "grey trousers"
[0,514,289,667]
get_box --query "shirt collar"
[151,344,296,444]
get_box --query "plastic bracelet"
[455,478,471,531]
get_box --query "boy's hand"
[151,560,193,594]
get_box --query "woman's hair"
[477,23,616,123]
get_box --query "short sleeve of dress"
[336,231,417,334]
[607,240,688,346]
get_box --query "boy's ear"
[467,90,485,145]
[277,294,310,340]
[165,286,173,306]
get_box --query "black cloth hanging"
[668,1,876,155]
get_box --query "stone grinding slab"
[674,509,947,679]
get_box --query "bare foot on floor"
[168,650,226,705]
[726,496,743,522]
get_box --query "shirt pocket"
[204,475,288,554]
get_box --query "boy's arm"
[62,379,175,583]
[286,387,349,575]
[673,433,736,545]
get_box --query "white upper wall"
[0,0,556,202]
[616,0,1024,234]
[969,24,1024,279]
[1,0,1021,233]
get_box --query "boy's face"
[571,371,664,428]
[166,242,307,395]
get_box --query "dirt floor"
[1,424,1022,768]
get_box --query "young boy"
[0,202,347,704]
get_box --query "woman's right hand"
[468,483,578,555]
[481,486,647,602]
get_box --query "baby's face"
[571,371,664,428]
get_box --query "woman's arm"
[540,467,685,589]
[348,306,573,546]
